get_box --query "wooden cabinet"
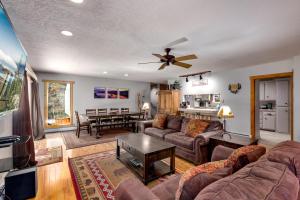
[158,90,180,114]
[262,111,276,131]
[264,81,276,100]
[276,80,289,106]
[276,107,289,133]
[259,82,265,101]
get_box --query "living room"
[1,0,300,200]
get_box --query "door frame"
[250,72,294,140]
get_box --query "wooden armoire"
[158,90,181,114]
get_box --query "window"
[44,80,74,128]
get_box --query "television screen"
[0,2,27,115]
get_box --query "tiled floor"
[259,130,291,148]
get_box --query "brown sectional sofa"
[139,116,223,164]
[115,141,300,200]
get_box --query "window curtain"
[13,71,37,168]
[31,79,45,140]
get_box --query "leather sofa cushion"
[151,175,181,200]
[144,127,176,139]
[195,158,299,200]
[176,160,232,200]
[267,141,300,181]
[167,115,182,131]
[165,132,194,150]
[180,118,190,133]
[152,113,167,129]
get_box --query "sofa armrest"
[194,130,223,145]
[115,178,159,200]
[211,145,235,162]
[138,120,153,133]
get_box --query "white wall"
[176,57,300,140]
[37,72,151,126]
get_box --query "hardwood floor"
[31,132,194,200]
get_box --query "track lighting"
[186,77,189,82]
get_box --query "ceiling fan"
[138,37,198,70]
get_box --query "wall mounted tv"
[0,2,27,115]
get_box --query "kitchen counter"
[179,108,219,116]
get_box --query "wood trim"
[250,72,294,140]
[44,80,74,129]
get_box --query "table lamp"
[217,105,234,133]
[142,102,150,120]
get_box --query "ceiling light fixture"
[124,73,129,77]
[70,0,84,4]
[61,31,73,36]
[103,71,108,74]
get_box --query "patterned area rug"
[62,129,129,150]
[35,146,63,167]
[69,150,181,200]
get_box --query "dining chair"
[75,111,91,138]
[121,108,129,114]
[98,108,108,115]
[86,109,97,115]
[97,108,112,128]
[109,108,119,114]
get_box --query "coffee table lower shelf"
[117,152,174,184]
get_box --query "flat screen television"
[0,2,27,115]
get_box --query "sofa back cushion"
[180,118,190,133]
[195,158,299,200]
[167,115,182,131]
[267,141,300,181]
[176,160,232,200]
[152,113,168,129]
[227,145,266,172]
[184,119,210,138]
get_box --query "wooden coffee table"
[116,134,176,184]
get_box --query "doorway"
[250,72,293,146]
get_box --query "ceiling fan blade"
[152,53,168,61]
[173,61,192,68]
[164,37,188,48]
[175,54,198,62]
[138,61,162,64]
[158,63,168,70]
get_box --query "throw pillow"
[167,115,182,131]
[227,145,266,172]
[152,113,168,129]
[185,119,210,138]
[180,118,190,133]
[175,160,231,200]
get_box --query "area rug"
[62,129,129,150]
[69,150,181,200]
[35,146,63,167]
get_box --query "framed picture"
[119,88,129,99]
[94,87,106,98]
[107,88,118,99]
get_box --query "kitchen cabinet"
[276,80,289,106]
[276,107,289,133]
[262,111,276,131]
[259,82,265,101]
[264,81,276,100]
[259,111,263,129]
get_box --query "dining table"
[86,112,144,139]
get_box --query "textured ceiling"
[2,0,300,83]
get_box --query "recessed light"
[124,73,129,77]
[103,71,108,74]
[70,0,84,3]
[61,31,73,36]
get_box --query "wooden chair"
[98,108,108,115]
[86,109,97,115]
[98,108,112,127]
[109,108,119,114]
[75,111,91,138]
[121,108,129,114]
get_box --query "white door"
[276,107,289,133]
[276,80,289,107]
[265,81,276,100]
[263,112,276,131]
[259,82,265,100]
